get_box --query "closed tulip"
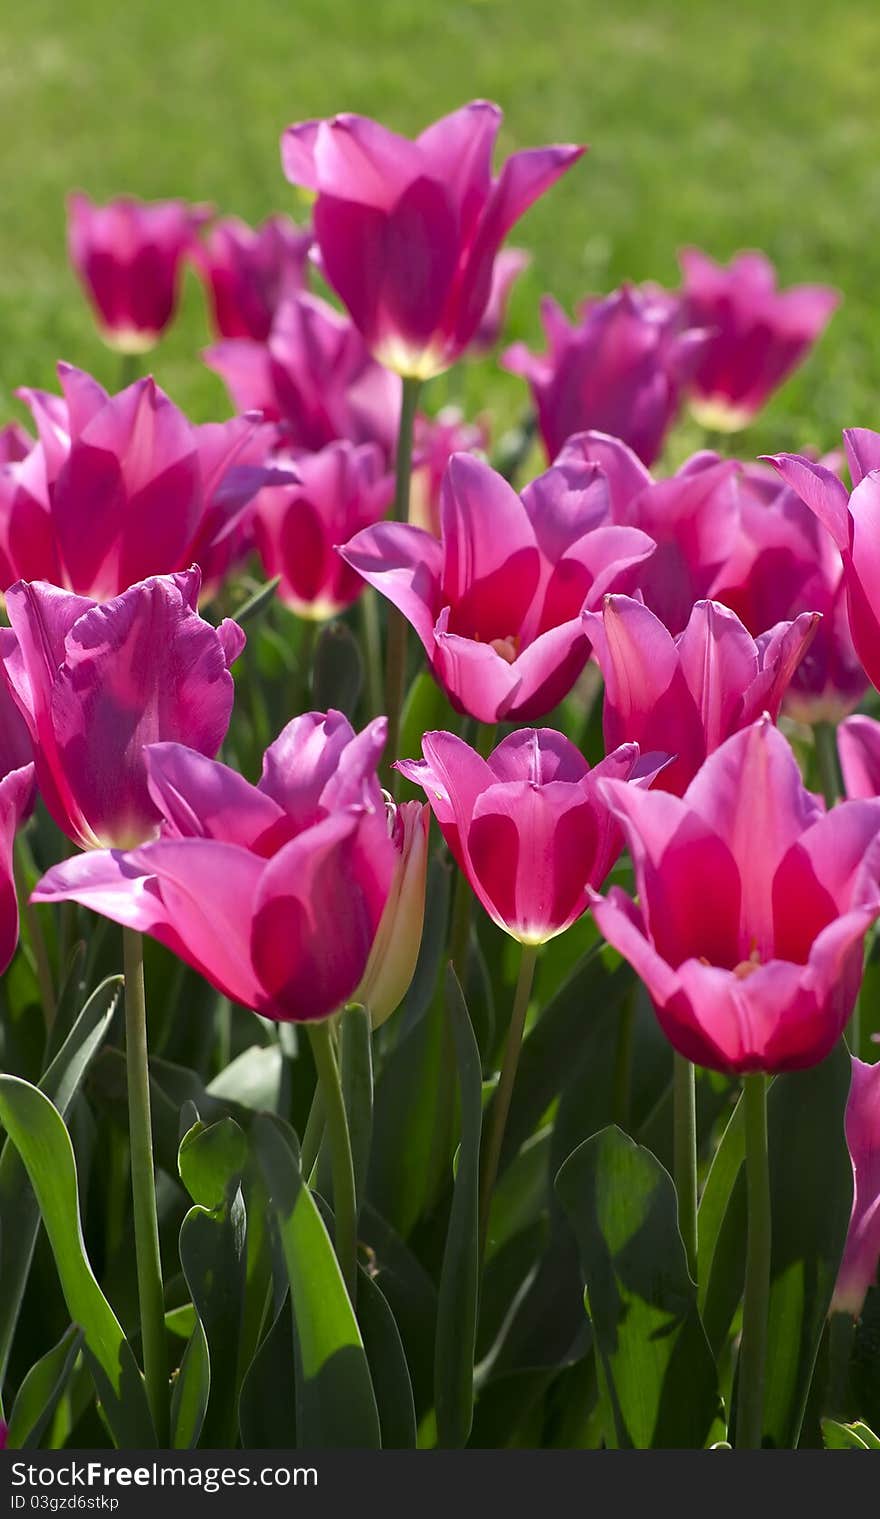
[340,452,654,723]
[34,712,424,1024]
[196,213,311,340]
[0,568,244,850]
[281,101,583,379]
[591,717,880,1073]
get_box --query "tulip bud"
[354,799,429,1027]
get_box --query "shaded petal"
[145,742,287,849]
[258,710,386,825]
[555,430,653,516]
[843,428,880,488]
[833,1058,880,1315]
[762,453,850,549]
[839,714,880,800]
[338,520,442,653]
[676,600,757,751]
[487,727,589,784]
[0,764,35,972]
[432,610,522,722]
[395,728,493,869]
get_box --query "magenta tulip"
[339,452,655,723]
[0,364,284,599]
[582,595,818,796]
[253,440,392,619]
[503,286,706,465]
[712,460,866,724]
[409,408,489,536]
[765,433,880,693]
[0,568,244,850]
[67,192,209,352]
[398,728,660,944]
[591,718,880,1074]
[205,292,401,457]
[469,248,530,355]
[679,248,839,431]
[281,102,583,379]
[33,712,421,1024]
[196,213,312,341]
[0,422,31,464]
[558,431,739,633]
[832,1057,880,1316]
[838,716,880,801]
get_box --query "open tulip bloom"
[67,192,209,352]
[195,212,312,341]
[34,710,426,1025]
[591,717,880,1074]
[340,452,656,722]
[679,247,839,432]
[0,363,289,598]
[281,101,584,379]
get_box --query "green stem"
[118,350,141,389]
[814,720,842,810]
[14,837,56,1028]
[299,1081,325,1179]
[827,1311,854,1419]
[384,377,422,784]
[360,589,384,720]
[307,1019,358,1302]
[673,1052,698,1280]
[737,1072,771,1450]
[298,617,318,708]
[122,927,167,1446]
[478,942,538,1260]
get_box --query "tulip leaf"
[339,1003,373,1211]
[434,966,482,1449]
[238,1295,297,1448]
[698,1089,747,1357]
[253,1113,381,1448]
[357,1267,417,1449]
[7,1325,83,1450]
[359,1203,438,1418]
[0,976,122,1385]
[206,1044,284,1109]
[170,1323,210,1451]
[368,979,447,1237]
[556,1124,720,1449]
[178,1116,248,1210]
[0,1076,155,1447]
[312,620,364,718]
[396,673,459,800]
[230,574,281,626]
[822,1418,880,1450]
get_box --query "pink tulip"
[195,213,312,340]
[354,798,430,1026]
[590,717,880,1074]
[0,422,31,464]
[0,671,35,974]
[33,712,423,1024]
[67,193,209,352]
[838,716,880,800]
[832,1057,880,1316]
[503,286,706,464]
[558,431,739,633]
[253,440,392,619]
[281,102,583,379]
[0,568,244,850]
[679,248,839,431]
[339,452,655,723]
[711,461,866,724]
[0,364,285,599]
[765,433,880,691]
[397,727,660,944]
[582,595,818,796]
[409,408,489,536]
[205,292,401,457]
[469,248,530,355]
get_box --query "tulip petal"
[467,779,598,941]
[145,743,287,850]
[556,430,653,516]
[396,728,494,868]
[762,453,850,550]
[337,520,443,654]
[487,727,589,785]
[258,710,386,825]
[833,1058,880,1315]
[843,428,880,488]
[676,600,757,751]
[0,763,35,972]
[838,714,880,800]
[432,611,521,722]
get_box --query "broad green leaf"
[698,1089,747,1357]
[822,1418,880,1449]
[368,979,446,1237]
[7,1325,82,1449]
[357,1268,417,1449]
[253,1113,380,1448]
[170,1323,210,1450]
[556,1125,720,1449]
[238,1296,296,1449]
[178,1117,248,1210]
[179,1193,246,1447]
[397,673,458,797]
[0,1076,154,1446]
[360,1203,438,1417]
[165,1305,197,1340]
[339,1004,373,1210]
[391,852,452,1043]
[0,976,121,1384]
[206,1044,284,1109]
[484,1129,551,1262]
[434,967,482,1449]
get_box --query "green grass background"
[2,0,878,458]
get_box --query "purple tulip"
[0,568,244,850]
[67,192,209,352]
[680,247,839,431]
[339,452,654,723]
[281,102,583,378]
[0,670,35,974]
[195,213,312,340]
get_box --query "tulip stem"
[479,942,538,1261]
[814,720,842,809]
[118,350,141,390]
[737,1071,771,1450]
[122,927,167,1446]
[673,1052,698,1280]
[307,1018,358,1303]
[384,377,422,784]
[299,1081,325,1179]
[360,590,384,719]
[13,838,56,1028]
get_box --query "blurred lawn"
[2,0,878,457]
